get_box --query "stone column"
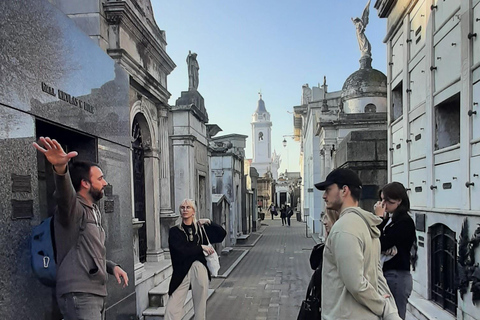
[324,145,333,174]
[144,146,164,262]
[158,108,179,252]
[132,218,145,276]
[158,108,174,213]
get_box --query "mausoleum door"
[35,119,96,319]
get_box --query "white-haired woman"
[165,199,226,320]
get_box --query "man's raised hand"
[33,137,78,173]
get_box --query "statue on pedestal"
[186,50,199,90]
[301,84,312,105]
[352,0,372,59]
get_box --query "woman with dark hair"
[374,182,416,320]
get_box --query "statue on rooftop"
[187,50,199,90]
[352,0,372,59]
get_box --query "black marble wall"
[0,0,135,319]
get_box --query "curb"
[234,233,264,247]
[216,249,249,278]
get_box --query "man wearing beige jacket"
[315,168,401,320]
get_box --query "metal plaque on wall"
[104,200,114,213]
[415,213,426,232]
[11,174,31,193]
[12,200,34,219]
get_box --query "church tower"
[251,93,272,177]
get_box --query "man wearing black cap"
[315,168,400,320]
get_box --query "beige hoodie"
[321,207,401,320]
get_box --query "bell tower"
[251,93,272,176]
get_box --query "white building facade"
[375,0,480,318]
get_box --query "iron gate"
[430,223,457,315]
[132,120,147,263]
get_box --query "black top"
[168,221,226,295]
[378,212,416,272]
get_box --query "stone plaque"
[104,200,114,213]
[11,174,31,193]
[11,200,33,219]
[415,213,426,232]
[104,184,113,197]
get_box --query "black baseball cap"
[314,168,362,190]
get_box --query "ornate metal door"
[132,120,147,263]
[431,223,457,315]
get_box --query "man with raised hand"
[315,168,400,320]
[33,137,128,320]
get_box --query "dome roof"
[342,68,387,100]
[255,96,267,113]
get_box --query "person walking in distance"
[269,203,276,220]
[33,137,128,320]
[314,168,401,320]
[285,204,293,226]
[280,204,287,226]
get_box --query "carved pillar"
[158,108,173,213]
[324,145,333,174]
[158,108,179,252]
[144,146,164,262]
[132,218,145,277]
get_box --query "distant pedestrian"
[33,137,129,320]
[165,199,226,320]
[374,182,416,319]
[315,168,401,320]
[280,205,287,226]
[269,203,277,220]
[286,205,294,226]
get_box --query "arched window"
[364,103,377,113]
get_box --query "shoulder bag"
[199,223,221,276]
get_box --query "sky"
[151,1,387,173]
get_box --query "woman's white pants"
[165,261,209,320]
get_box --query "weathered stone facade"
[375,0,480,318]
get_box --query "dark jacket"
[378,212,416,272]
[168,222,226,295]
[309,243,325,301]
[54,169,116,298]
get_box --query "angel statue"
[352,0,372,58]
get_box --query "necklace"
[187,227,194,242]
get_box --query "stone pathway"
[207,219,315,320]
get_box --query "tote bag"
[200,224,221,276]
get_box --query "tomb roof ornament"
[352,0,372,69]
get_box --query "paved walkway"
[207,218,316,320]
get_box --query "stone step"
[148,277,171,308]
[143,289,214,320]
[136,260,173,318]
[407,291,455,320]
[221,247,233,255]
[236,233,250,244]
